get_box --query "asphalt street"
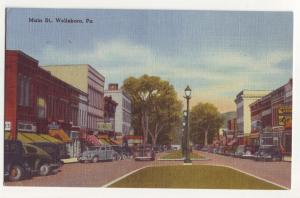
[4,151,291,188]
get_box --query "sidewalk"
[62,158,78,164]
[283,155,291,162]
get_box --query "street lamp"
[184,85,192,163]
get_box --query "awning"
[249,133,260,139]
[86,135,101,146]
[5,132,64,144]
[99,138,110,145]
[21,133,49,143]
[227,138,238,146]
[39,134,64,144]
[49,129,71,142]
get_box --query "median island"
[108,165,284,189]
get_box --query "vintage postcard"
[1,1,298,198]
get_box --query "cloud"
[38,39,292,113]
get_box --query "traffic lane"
[192,151,291,188]
[5,159,152,187]
[4,152,291,188]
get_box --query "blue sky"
[6,8,293,112]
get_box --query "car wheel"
[9,164,25,181]
[114,154,121,161]
[92,156,99,163]
[39,163,50,176]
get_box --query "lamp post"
[184,85,192,163]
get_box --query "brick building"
[250,79,292,155]
[43,64,105,132]
[5,50,86,140]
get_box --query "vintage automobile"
[111,145,131,160]
[254,146,282,161]
[234,145,245,157]
[78,145,118,163]
[23,143,62,176]
[133,145,155,161]
[30,142,67,163]
[4,140,32,181]
[233,145,253,159]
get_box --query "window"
[26,146,37,154]
[37,97,46,119]
[17,74,31,106]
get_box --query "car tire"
[9,164,25,181]
[114,154,121,161]
[92,156,99,163]
[39,163,50,176]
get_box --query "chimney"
[108,83,118,91]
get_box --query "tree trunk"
[204,129,208,146]
[141,112,148,147]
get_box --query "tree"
[123,75,182,147]
[190,103,223,146]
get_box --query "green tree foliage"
[123,75,182,147]
[190,103,223,146]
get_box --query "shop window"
[37,97,46,119]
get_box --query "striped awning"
[86,135,101,146]
[99,138,110,145]
[249,133,260,139]
[49,129,71,142]
[5,132,64,144]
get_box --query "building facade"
[250,79,292,155]
[234,90,271,144]
[104,83,132,135]
[5,50,85,140]
[43,64,105,132]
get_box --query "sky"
[6,8,293,112]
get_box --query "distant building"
[234,90,271,144]
[104,96,118,134]
[104,83,131,135]
[43,64,105,132]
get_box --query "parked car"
[23,143,62,176]
[233,145,253,159]
[254,146,282,161]
[216,146,225,155]
[133,145,155,161]
[30,142,66,163]
[4,140,32,181]
[111,145,129,160]
[200,145,209,152]
[78,145,117,163]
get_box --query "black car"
[4,140,32,181]
[254,146,282,161]
[111,145,129,160]
[22,143,62,176]
[30,142,66,164]
[133,145,155,161]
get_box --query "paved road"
[5,152,291,188]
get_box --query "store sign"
[48,122,60,130]
[278,106,292,114]
[5,121,11,131]
[278,106,292,128]
[97,122,113,131]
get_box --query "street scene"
[4,8,292,190]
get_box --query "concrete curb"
[103,163,288,189]
[214,164,289,190]
[61,158,79,164]
[157,158,211,161]
[102,165,151,188]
